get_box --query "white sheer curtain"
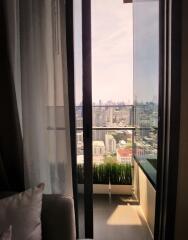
[20,0,73,195]
[3,0,22,129]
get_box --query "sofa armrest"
[41,195,76,240]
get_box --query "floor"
[78,194,153,240]
[93,195,153,240]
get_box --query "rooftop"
[117,148,132,157]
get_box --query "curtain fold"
[19,0,73,195]
[0,0,24,191]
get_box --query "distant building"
[135,147,145,157]
[113,108,130,126]
[118,140,127,148]
[125,130,132,140]
[93,130,106,142]
[76,117,83,128]
[93,141,105,156]
[93,107,105,127]
[105,107,113,126]
[116,148,132,164]
[76,132,83,155]
[77,155,84,164]
[77,141,83,155]
[105,134,116,154]
[76,132,83,142]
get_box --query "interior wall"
[174,0,188,238]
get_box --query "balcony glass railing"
[134,103,158,185]
[75,105,158,187]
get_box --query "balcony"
[76,104,157,239]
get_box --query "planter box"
[93,184,109,194]
[78,184,110,194]
[110,185,132,195]
[78,184,132,195]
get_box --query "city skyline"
[75,99,159,106]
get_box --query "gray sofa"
[0,193,76,240]
[42,195,76,240]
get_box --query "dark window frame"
[72,0,182,239]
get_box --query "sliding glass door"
[73,0,162,239]
[133,0,159,187]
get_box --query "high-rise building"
[76,132,83,142]
[105,134,116,154]
[93,106,105,127]
[93,141,105,156]
[93,130,106,142]
[105,107,113,126]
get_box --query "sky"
[73,0,159,105]
[91,0,133,104]
[133,1,159,104]
[74,0,133,105]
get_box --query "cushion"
[0,183,44,240]
[0,226,12,240]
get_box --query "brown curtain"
[0,0,24,191]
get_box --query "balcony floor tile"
[93,195,153,240]
[78,194,153,240]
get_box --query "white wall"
[133,161,156,237]
[138,167,156,236]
